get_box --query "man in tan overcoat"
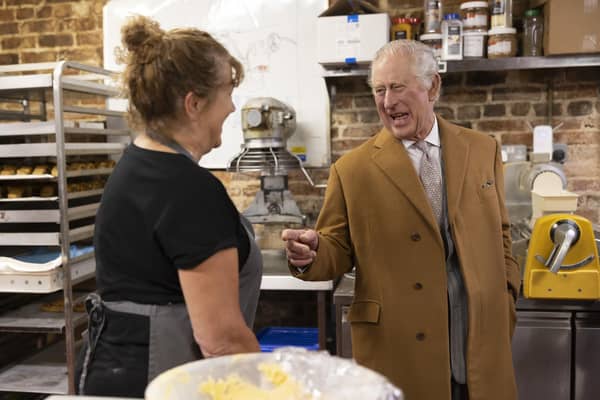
[282,40,520,400]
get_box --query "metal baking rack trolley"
[0,61,130,395]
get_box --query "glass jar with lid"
[522,8,544,56]
[460,1,489,31]
[391,17,413,41]
[420,33,443,59]
[487,26,517,58]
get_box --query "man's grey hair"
[368,40,439,92]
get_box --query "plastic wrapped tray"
[145,347,403,400]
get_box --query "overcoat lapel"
[371,127,442,242]
[438,117,469,224]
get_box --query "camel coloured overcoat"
[293,117,520,400]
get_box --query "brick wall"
[323,69,600,226]
[1,0,597,225]
[0,0,105,66]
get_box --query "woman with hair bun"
[75,15,262,397]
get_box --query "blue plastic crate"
[256,326,319,352]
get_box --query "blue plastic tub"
[256,326,319,352]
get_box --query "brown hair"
[117,16,243,132]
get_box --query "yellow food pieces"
[199,363,310,400]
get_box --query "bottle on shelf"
[409,17,422,40]
[442,13,463,60]
[491,0,513,28]
[424,0,443,33]
[522,8,544,56]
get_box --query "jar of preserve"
[460,1,489,31]
[391,17,413,41]
[420,33,443,59]
[487,27,517,58]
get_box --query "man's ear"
[428,73,441,102]
[183,91,207,120]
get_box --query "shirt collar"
[402,117,440,150]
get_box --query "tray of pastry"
[0,178,107,201]
[0,164,57,181]
[0,160,116,180]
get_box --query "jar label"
[492,0,505,14]
[464,36,485,57]
[446,26,461,56]
[464,14,488,28]
[489,40,512,55]
[394,30,408,40]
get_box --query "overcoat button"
[414,282,423,290]
[410,233,421,241]
[416,332,426,341]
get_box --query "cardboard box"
[531,0,600,55]
[317,13,390,66]
[316,1,389,66]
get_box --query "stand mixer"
[228,97,311,228]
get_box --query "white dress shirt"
[402,117,443,186]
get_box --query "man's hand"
[281,229,319,268]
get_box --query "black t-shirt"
[95,143,249,304]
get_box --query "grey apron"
[79,140,263,391]
[238,214,263,327]
[161,139,263,327]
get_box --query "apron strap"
[78,293,106,394]
[146,129,197,162]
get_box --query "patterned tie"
[414,141,443,226]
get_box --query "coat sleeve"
[293,163,354,281]
[493,140,521,301]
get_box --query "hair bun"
[120,15,164,56]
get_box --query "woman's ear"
[183,91,207,120]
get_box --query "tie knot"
[413,140,429,154]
